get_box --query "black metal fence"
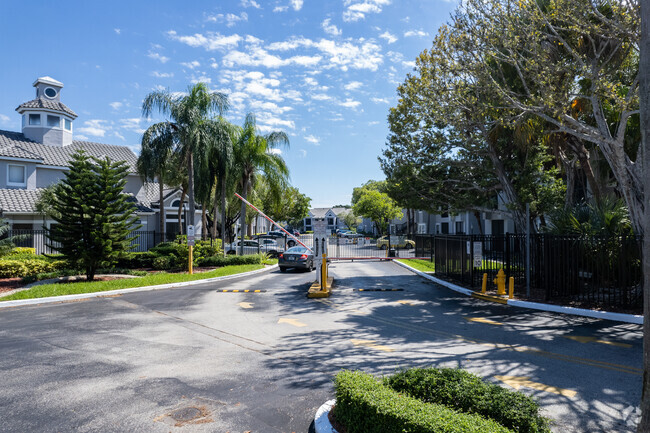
[6,230,159,254]
[415,234,642,312]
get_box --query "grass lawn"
[397,259,435,273]
[0,264,266,301]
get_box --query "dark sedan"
[278,246,315,272]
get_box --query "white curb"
[314,399,338,433]
[0,265,277,309]
[393,260,643,324]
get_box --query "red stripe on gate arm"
[234,192,312,252]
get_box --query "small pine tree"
[45,150,141,280]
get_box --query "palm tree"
[234,113,290,254]
[142,83,229,241]
[137,123,175,244]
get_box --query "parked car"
[225,239,283,257]
[278,246,315,272]
[376,236,415,250]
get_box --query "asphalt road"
[0,261,642,432]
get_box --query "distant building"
[303,207,349,232]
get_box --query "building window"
[418,223,426,234]
[455,221,464,234]
[44,87,57,98]
[327,217,334,226]
[304,218,311,226]
[7,164,26,186]
[29,114,41,125]
[47,115,60,127]
[64,118,72,130]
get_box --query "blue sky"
[0,0,455,207]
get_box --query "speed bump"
[217,289,267,293]
[356,288,403,292]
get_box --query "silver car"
[225,239,283,257]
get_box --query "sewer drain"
[170,407,202,422]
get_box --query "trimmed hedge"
[385,368,550,433]
[0,258,68,278]
[197,254,265,267]
[334,370,513,433]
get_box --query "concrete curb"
[394,260,643,325]
[0,265,277,310]
[314,399,338,433]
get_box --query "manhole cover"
[170,407,202,422]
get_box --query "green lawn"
[0,264,266,301]
[397,259,435,273]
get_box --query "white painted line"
[314,399,338,433]
[394,260,643,325]
[393,260,473,296]
[0,265,277,309]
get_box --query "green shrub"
[197,254,265,267]
[153,256,173,270]
[116,252,158,268]
[7,247,36,256]
[0,258,68,278]
[22,268,84,284]
[385,368,550,433]
[334,370,513,433]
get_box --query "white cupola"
[16,76,77,147]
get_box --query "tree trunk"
[221,180,227,257]
[485,143,527,234]
[239,176,250,255]
[212,187,218,240]
[201,206,207,241]
[637,2,650,431]
[187,152,196,236]
[474,211,483,235]
[177,189,186,236]
[158,179,165,244]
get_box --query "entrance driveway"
[0,261,642,432]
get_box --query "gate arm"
[234,192,312,252]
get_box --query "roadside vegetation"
[333,368,550,433]
[397,259,435,273]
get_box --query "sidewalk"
[394,260,643,325]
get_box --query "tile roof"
[309,208,331,218]
[0,188,44,213]
[139,182,179,208]
[0,130,139,172]
[16,98,77,118]
[0,188,155,214]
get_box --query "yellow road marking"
[465,317,503,325]
[350,339,395,352]
[495,375,577,398]
[278,317,307,327]
[238,302,254,309]
[563,336,632,348]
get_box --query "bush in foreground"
[334,370,513,433]
[385,368,550,433]
[197,254,266,267]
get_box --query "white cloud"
[273,5,289,12]
[241,0,261,8]
[151,71,174,78]
[403,60,416,68]
[147,51,170,63]
[75,134,89,140]
[379,31,397,44]
[0,114,12,125]
[339,98,361,109]
[77,119,110,137]
[321,18,342,36]
[304,134,320,144]
[371,97,389,103]
[344,81,363,91]
[120,118,146,134]
[268,148,282,155]
[181,60,201,69]
[343,0,391,22]
[404,29,429,38]
[299,149,307,157]
[256,111,295,132]
[311,93,332,101]
[167,30,242,51]
[109,102,123,110]
[113,131,125,141]
[290,0,303,10]
[207,12,248,27]
[368,120,380,125]
[114,28,121,35]
[386,50,404,63]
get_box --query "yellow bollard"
[321,253,327,291]
[189,245,193,275]
[482,273,487,294]
[493,269,506,295]
[509,277,514,299]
